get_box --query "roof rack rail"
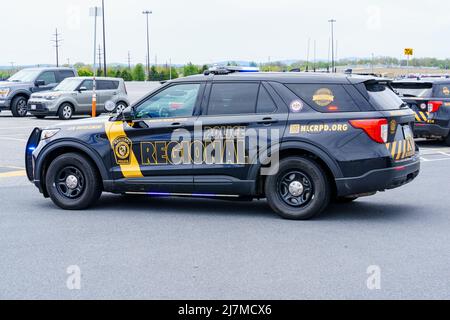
[204,66,259,75]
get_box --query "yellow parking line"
[0,170,26,178]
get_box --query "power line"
[51,28,62,67]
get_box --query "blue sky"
[1,0,449,66]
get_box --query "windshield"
[391,83,433,98]
[8,69,42,82]
[365,82,404,110]
[53,78,80,91]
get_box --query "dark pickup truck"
[392,78,450,145]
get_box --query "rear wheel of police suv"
[45,153,102,210]
[265,157,330,220]
[58,103,74,120]
[11,96,28,117]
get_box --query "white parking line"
[0,136,26,142]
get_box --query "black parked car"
[392,78,450,145]
[26,69,420,220]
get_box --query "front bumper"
[0,98,11,110]
[27,100,56,115]
[335,155,420,197]
[414,122,450,139]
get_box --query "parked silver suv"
[27,77,130,120]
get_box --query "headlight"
[43,94,60,100]
[0,88,10,98]
[41,129,60,140]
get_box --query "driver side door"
[108,82,205,194]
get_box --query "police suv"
[392,78,450,145]
[26,68,420,220]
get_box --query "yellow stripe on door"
[105,121,143,178]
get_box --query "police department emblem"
[112,136,132,165]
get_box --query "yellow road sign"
[404,48,414,56]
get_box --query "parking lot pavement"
[0,107,450,299]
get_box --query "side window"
[135,83,201,119]
[285,84,361,112]
[37,72,56,85]
[97,80,109,90]
[80,80,94,91]
[58,70,75,81]
[207,83,259,115]
[257,85,277,113]
[435,84,450,98]
[110,81,119,90]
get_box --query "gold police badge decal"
[390,119,397,134]
[443,87,450,96]
[112,136,132,165]
[312,88,334,107]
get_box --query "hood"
[31,91,73,98]
[46,115,112,130]
[0,81,32,89]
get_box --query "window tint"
[391,82,433,98]
[365,82,403,110]
[97,80,119,90]
[59,70,75,81]
[37,72,56,85]
[207,83,259,115]
[285,84,360,112]
[135,83,200,119]
[80,80,94,91]
[435,84,450,98]
[257,86,277,113]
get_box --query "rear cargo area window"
[285,84,360,112]
[365,82,404,111]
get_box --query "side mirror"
[122,106,134,121]
[104,100,116,113]
[35,80,45,87]
[78,87,87,92]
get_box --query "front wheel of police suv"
[265,157,330,220]
[45,153,102,210]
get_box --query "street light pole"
[142,10,152,81]
[328,19,336,73]
[102,0,107,76]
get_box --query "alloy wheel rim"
[277,170,314,207]
[18,99,27,116]
[55,166,85,199]
[63,105,72,119]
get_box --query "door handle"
[170,122,184,128]
[257,117,278,125]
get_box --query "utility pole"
[169,58,172,80]
[328,19,336,73]
[51,28,62,67]
[142,10,152,80]
[102,0,107,76]
[371,53,375,74]
[128,51,131,70]
[306,38,310,72]
[67,58,70,67]
[313,40,317,72]
[98,45,103,76]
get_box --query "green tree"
[183,62,200,76]
[77,67,94,77]
[149,65,160,81]
[120,69,133,81]
[132,64,146,81]
[114,69,122,78]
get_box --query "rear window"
[391,82,433,98]
[59,70,76,81]
[434,84,450,98]
[365,82,404,111]
[285,84,360,112]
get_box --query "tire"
[115,102,128,115]
[45,153,102,210]
[34,115,46,119]
[11,96,28,117]
[335,196,358,203]
[265,157,331,220]
[58,103,74,120]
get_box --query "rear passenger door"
[76,79,94,112]
[192,81,288,194]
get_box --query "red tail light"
[427,101,443,113]
[349,118,388,144]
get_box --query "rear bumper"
[414,122,449,138]
[335,155,420,197]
